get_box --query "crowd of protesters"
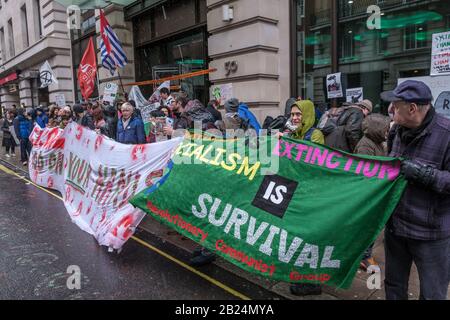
[0,80,448,300]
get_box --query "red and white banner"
[29,122,182,250]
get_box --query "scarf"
[398,107,435,145]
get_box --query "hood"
[362,114,390,144]
[296,100,316,138]
[185,100,215,123]
[284,98,297,117]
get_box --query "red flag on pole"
[77,37,97,100]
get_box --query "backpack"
[317,107,346,136]
[262,115,288,134]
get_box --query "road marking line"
[131,236,251,300]
[0,164,63,201]
[0,163,251,300]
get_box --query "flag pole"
[117,69,127,101]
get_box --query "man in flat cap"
[381,80,450,300]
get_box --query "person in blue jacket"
[116,102,146,145]
[238,102,262,133]
[13,108,33,165]
[36,106,49,128]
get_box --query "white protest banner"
[55,93,66,107]
[140,103,161,124]
[327,73,343,99]
[399,76,450,119]
[148,81,171,104]
[210,83,233,106]
[28,122,183,250]
[431,31,450,76]
[103,82,119,105]
[346,87,363,103]
[129,85,150,109]
[40,61,58,88]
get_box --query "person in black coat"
[2,110,17,157]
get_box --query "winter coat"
[36,114,49,129]
[354,114,390,157]
[238,103,261,132]
[286,100,324,145]
[2,119,16,148]
[81,113,95,130]
[388,110,450,240]
[15,115,33,139]
[116,116,146,145]
[103,106,118,139]
[326,106,364,153]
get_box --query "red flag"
[78,37,97,100]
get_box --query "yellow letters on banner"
[176,142,261,181]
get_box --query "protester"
[380,80,450,300]
[172,96,188,120]
[116,102,146,145]
[47,105,61,128]
[35,107,49,129]
[160,87,175,108]
[2,110,17,157]
[103,105,118,140]
[282,100,325,144]
[92,104,107,134]
[72,104,85,125]
[14,108,33,165]
[354,113,391,273]
[80,103,95,130]
[223,98,247,131]
[159,106,171,118]
[325,99,372,152]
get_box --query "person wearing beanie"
[223,98,246,131]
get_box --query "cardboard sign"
[210,83,233,106]
[103,82,119,104]
[399,76,450,119]
[326,73,343,99]
[346,87,363,103]
[431,31,450,76]
[55,93,66,107]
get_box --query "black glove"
[401,160,436,187]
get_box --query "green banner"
[130,134,407,288]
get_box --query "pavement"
[0,134,447,300]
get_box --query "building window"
[340,27,355,60]
[7,18,14,58]
[377,31,388,55]
[404,24,428,50]
[21,5,29,48]
[0,27,5,62]
[36,0,42,38]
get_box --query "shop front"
[125,0,208,103]
[293,0,450,114]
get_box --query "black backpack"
[262,115,288,134]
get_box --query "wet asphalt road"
[0,167,279,300]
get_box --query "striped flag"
[99,10,127,76]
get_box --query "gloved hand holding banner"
[130,134,407,288]
[29,122,183,250]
